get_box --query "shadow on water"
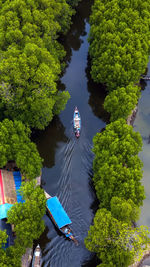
[40,131,101,267]
[32,0,105,266]
[60,0,94,67]
[31,116,68,168]
[86,55,110,123]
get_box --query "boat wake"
[42,125,96,267]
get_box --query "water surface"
[33,1,108,266]
[133,61,150,228]
[133,60,150,266]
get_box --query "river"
[32,1,108,266]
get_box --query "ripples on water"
[41,124,96,267]
[32,1,106,265]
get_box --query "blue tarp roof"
[13,171,24,203]
[0,203,13,220]
[47,196,72,229]
[0,171,24,220]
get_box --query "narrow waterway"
[33,1,108,266]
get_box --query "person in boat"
[64,227,78,244]
[75,115,80,121]
[75,130,80,138]
[75,115,80,127]
[64,228,72,238]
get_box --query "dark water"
[32,1,108,266]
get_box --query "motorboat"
[46,195,78,245]
[73,107,81,138]
[32,244,41,267]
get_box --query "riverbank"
[126,79,150,266]
[129,246,150,267]
[22,248,33,267]
[21,175,42,267]
[127,106,138,126]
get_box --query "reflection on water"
[40,132,100,267]
[32,116,68,168]
[133,60,150,227]
[86,55,109,123]
[60,0,94,67]
[32,0,106,266]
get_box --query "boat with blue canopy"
[46,194,78,244]
[73,106,81,138]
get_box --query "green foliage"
[0,119,42,179]
[0,0,72,129]
[0,230,7,249]
[0,230,8,267]
[104,84,140,121]
[86,0,150,266]
[7,180,46,249]
[67,0,81,7]
[93,119,144,208]
[110,197,140,223]
[85,209,150,267]
[89,0,150,90]
[0,181,46,267]
[0,245,23,267]
[53,91,70,115]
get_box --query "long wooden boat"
[46,193,78,245]
[73,106,81,138]
[32,244,41,267]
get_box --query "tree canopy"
[104,84,140,121]
[88,0,150,90]
[67,0,81,7]
[93,119,144,209]
[0,119,42,179]
[85,209,150,267]
[110,197,140,224]
[0,0,72,129]
[85,0,150,266]
[7,180,46,249]
[0,181,46,267]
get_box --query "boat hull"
[46,196,78,244]
[73,107,81,138]
[32,245,41,267]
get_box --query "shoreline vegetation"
[129,245,150,267]
[0,1,81,266]
[1,0,150,267]
[84,0,150,266]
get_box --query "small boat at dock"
[45,192,78,245]
[73,107,81,138]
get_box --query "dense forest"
[0,0,73,129]
[0,0,150,266]
[85,0,150,266]
[0,0,80,266]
